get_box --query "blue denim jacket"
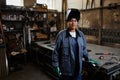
[52,28,89,76]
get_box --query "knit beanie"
[66,8,80,21]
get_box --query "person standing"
[52,8,90,80]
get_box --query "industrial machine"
[82,60,120,80]
[30,41,120,80]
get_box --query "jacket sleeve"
[52,33,62,67]
[82,33,90,61]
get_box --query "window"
[37,0,54,9]
[37,0,62,12]
[6,0,23,6]
[6,0,62,11]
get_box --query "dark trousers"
[59,74,82,80]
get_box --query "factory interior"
[0,0,120,80]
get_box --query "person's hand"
[54,67,61,77]
[89,58,100,66]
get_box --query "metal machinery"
[30,41,120,80]
[0,18,9,78]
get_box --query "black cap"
[66,8,80,21]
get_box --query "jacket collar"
[66,28,81,38]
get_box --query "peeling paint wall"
[79,6,120,29]
[79,9,100,28]
[103,0,120,6]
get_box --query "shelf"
[2,20,24,22]
[1,8,26,12]
[1,5,50,48]
[4,30,23,33]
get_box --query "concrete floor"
[1,63,51,80]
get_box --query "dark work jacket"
[52,28,89,76]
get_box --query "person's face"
[67,18,78,31]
